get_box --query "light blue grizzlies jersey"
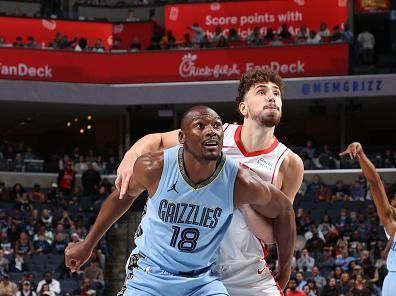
[387,236,396,271]
[135,145,239,275]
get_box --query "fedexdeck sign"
[0,43,348,83]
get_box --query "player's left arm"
[234,167,296,289]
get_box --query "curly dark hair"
[235,69,284,106]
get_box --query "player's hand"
[65,241,93,272]
[339,142,363,159]
[115,152,138,199]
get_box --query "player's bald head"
[180,106,221,131]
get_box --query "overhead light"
[20,121,26,125]
[66,122,71,127]
[87,115,92,120]
[74,118,79,123]
[80,129,84,134]
[87,125,92,130]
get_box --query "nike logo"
[167,181,179,194]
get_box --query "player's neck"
[183,153,218,184]
[240,120,276,151]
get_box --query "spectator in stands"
[0,249,9,274]
[111,38,122,51]
[295,272,307,291]
[317,246,335,278]
[125,9,139,22]
[17,280,37,296]
[56,210,74,231]
[306,174,323,197]
[264,28,275,42]
[92,39,105,52]
[36,272,61,296]
[13,7,22,17]
[160,30,177,50]
[47,184,60,206]
[28,184,47,204]
[309,266,326,293]
[321,277,339,296]
[14,153,24,172]
[315,184,332,201]
[319,22,330,38]
[199,35,211,49]
[341,24,354,45]
[0,182,9,201]
[52,232,68,254]
[357,28,375,66]
[26,36,39,48]
[330,25,342,42]
[0,232,13,255]
[0,273,18,295]
[9,251,28,272]
[295,25,309,43]
[187,23,204,43]
[82,163,101,196]
[227,28,240,42]
[211,27,224,43]
[40,209,53,229]
[278,23,292,40]
[83,260,104,296]
[383,149,395,168]
[146,37,161,50]
[286,278,304,296]
[318,215,337,240]
[33,234,52,254]
[332,180,349,200]
[72,278,93,296]
[297,248,315,273]
[129,37,142,51]
[57,161,76,195]
[216,36,228,48]
[350,180,365,201]
[181,33,193,48]
[335,247,356,271]
[23,147,37,160]
[305,226,325,257]
[302,284,315,296]
[247,26,263,46]
[91,185,107,212]
[75,38,88,51]
[15,231,34,256]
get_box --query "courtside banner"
[354,0,390,13]
[0,44,348,83]
[165,0,348,40]
[0,17,113,49]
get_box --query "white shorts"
[383,272,396,296]
[217,261,283,296]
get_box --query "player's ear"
[239,101,248,117]
[178,130,185,144]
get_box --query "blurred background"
[0,0,395,295]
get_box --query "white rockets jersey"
[215,123,289,292]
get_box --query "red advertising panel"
[0,17,113,49]
[354,0,390,13]
[0,44,348,84]
[165,0,348,40]
[113,22,157,50]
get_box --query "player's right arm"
[116,130,179,199]
[340,142,396,236]
[233,166,296,289]
[65,152,163,272]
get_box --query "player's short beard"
[261,112,282,127]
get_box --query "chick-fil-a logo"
[179,53,240,79]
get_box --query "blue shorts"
[118,253,229,296]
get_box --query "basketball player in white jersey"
[116,69,304,294]
[340,142,396,296]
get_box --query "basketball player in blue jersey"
[65,106,296,296]
[340,142,396,296]
[116,69,303,294]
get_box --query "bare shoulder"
[281,150,304,174]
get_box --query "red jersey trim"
[270,147,289,184]
[234,125,279,157]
